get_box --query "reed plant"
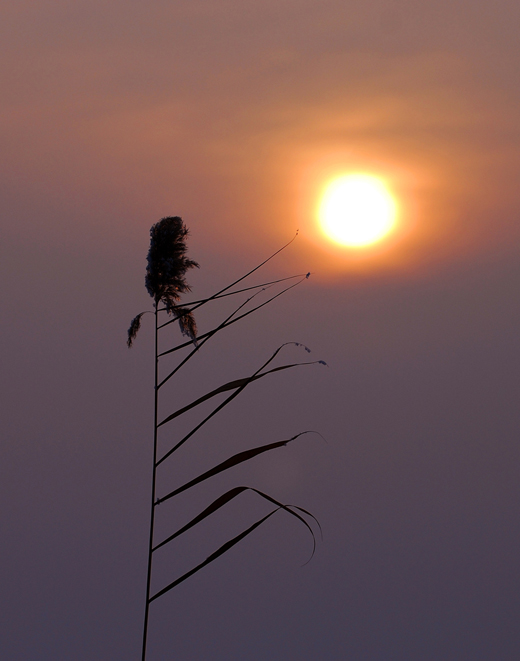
[128,217,324,660]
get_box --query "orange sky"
[2,0,520,281]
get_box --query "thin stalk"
[141,305,159,661]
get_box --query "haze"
[2,1,520,659]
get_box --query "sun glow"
[319,174,397,247]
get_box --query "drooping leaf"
[156,432,311,498]
[153,485,319,560]
[149,509,280,603]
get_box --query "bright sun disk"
[319,174,397,247]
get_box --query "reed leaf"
[158,273,308,320]
[156,432,312,501]
[157,285,269,390]
[158,275,308,359]
[152,486,319,559]
[157,360,322,428]
[158,233,300,330]
[157,344,315,464]
[149,509,280,603]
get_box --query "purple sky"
[2,1,520,659]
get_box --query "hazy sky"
[2,2,520,659]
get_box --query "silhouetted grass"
[128,217,323,661]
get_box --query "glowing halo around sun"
[318,174,397,248]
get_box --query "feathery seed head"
[145,216,199,340]
[127,217,199,346]
[145,216,199,304]
[127,312,145,348]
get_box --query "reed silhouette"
[128,217,324,661]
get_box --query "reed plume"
[128,216,199,346]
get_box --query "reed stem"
[141,304,159,661]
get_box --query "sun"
[318,174,397,247]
